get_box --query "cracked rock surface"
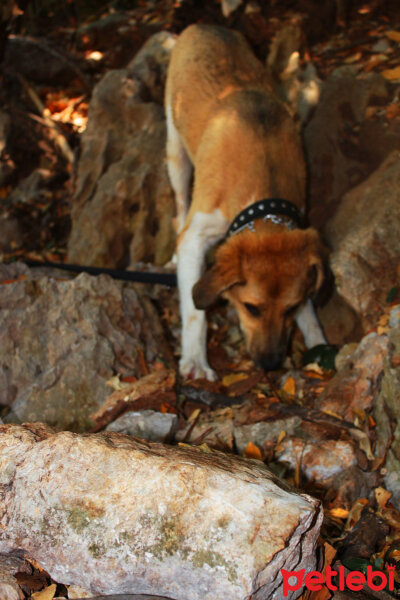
[0,263,173,431]
[0,423,322,600]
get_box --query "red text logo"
[282,564,395,597]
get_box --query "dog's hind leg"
[296,299,327,348]
[166,102,193,234]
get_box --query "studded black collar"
[226,198,304,238]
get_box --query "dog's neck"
[226,198,304,238]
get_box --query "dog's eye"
[285,302,301,317]
[244,302,261,317]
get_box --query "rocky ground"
[1,0,400,599]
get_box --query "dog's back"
[166,25,273,155]
[165,25,306,223]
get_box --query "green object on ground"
[302,344,338,370]
[386,287,399,303]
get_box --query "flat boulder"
[67,32,176,269]
[374,306,400,506]
[326,151,400,329]
[0,263,173,431]
[304,70,396,230]
[0,423,322,600]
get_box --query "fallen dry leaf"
[227,372,262,396]
[349,428,374,460]
[222,372,249,387]
[375,486,392,509]
[377,325,389,335]
[160,401,175,414]
[378,506,400,530]
[381,66,400,80]
[90,369,176,427]
[364,55,386,73]
[345,498,369,530]
[307,585,332,600]
[303,365,325,379]
[0,186,11,198]
[314,386,325,395]
[327,507,349,519]
[324,541,337,564]
[304,362,324,375]
[377,312,390,335]
[32,584,56,600]
[304,542,337,600]
[106,374,134,391]
[353,407,366,421]
[282,376,296,396]
[370,456,385,471]
[188,408,201,423]
[385,30,400,42]
[344,51,362,63]
[197,443,214,454]
[378,313,389,326]
[277,430,286,444]
[67,585,94,599]
[137,347,149,375]
[15,572,48,592]
[386,103,400,120]
[321,409,343,420]
[121,375,139,383]
[245,441,263,460]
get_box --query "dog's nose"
[256,354,284,371]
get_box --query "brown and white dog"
[165,25,326,381]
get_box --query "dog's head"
[192,228,326,371]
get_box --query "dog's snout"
[255,353,285,371]
[249,331,288,372]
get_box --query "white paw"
[179,357,217,381]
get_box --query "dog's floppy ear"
[304,228,330,300]
[192,240,244,309]
[306,256,324,297]
[192,265,242,309]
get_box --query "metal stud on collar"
[226,198,304,238]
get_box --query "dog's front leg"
[177,211,227,381]
[177,231,215,381]
[296,299,327,348]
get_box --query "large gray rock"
[374,307,400,506]
[0,215,22,253]
[0,553,30,600]
[234,416,301,455]
[326,151,400,330]
[304,72,400,343]
[304,70,398,230]
[276,438,358,481]
[67,32,176,269]
[0,423,322,600]
[106,409,178,442]
[176,406,235,449]
[4,36,83,85]
[0,263,173,431]
[317,332,388,420]
[177,400,369,504]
